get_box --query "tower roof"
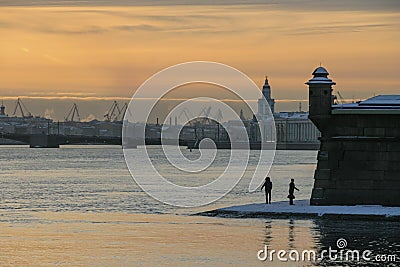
[312,67,329,76]
[306,66,336,85]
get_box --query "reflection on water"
[312,219,400,266]
[261,219,400,266]
[260,218,399,266]
[0,146,398,266]
[2,212,397,266]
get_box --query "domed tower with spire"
[256,76,275,143]
[261,76,275,114]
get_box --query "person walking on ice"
[261,177,273,204]
[288,178,299,205]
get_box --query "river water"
[0,146,398,266]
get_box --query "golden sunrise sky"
[0,0,399,120]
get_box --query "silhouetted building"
[308,66,400,206]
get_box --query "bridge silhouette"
[0,132,317,150]
[0,132,122,148]
[0,132,191,148]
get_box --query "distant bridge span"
[0,132,189,148]
[0,132,318,150]
[0,132,122,148]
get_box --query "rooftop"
[359,95,400,106]
[275,112,309,119]
[332,95,400,114]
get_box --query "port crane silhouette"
[104,101,129,122]
[65,103,81,122]
[12,98,32,118]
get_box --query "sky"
[0,0,399,120]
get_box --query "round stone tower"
[306,67,336,115]
[306,67,336,133]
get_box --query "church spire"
[259,75,275,114]
[262,76,271,100]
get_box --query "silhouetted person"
[288,178,299,205]
[261,177,273,204]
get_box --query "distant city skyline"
[1,0,399,120]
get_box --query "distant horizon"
[1,1,399,120]
[0,92,378,122]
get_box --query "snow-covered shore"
[198,200,400,221]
